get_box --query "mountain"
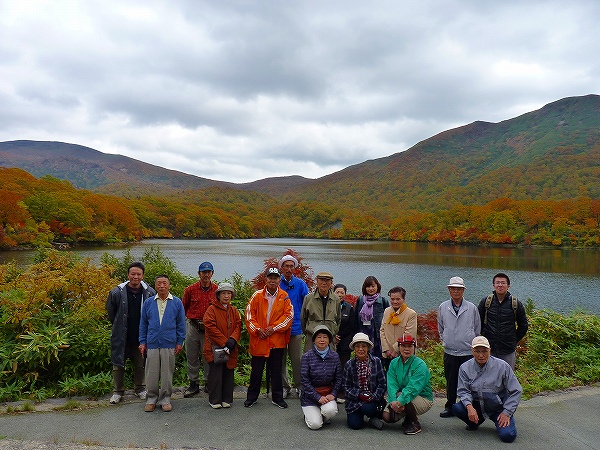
[1,94,599,215]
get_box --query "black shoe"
[368,417,384,430]
[466,424,479,431]
[203,385,209,393]
[184,382,200,398]
[439,408,454,418]
[244,399,257,408]
[272,399,288,409]
[404,421,422,435]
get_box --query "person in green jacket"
[382,334,433,435]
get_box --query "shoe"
[368,417,384,430]
[244,399,257,408]
[466,424,479,431]
[203,385,209,393]
[109,394,122,404]
[404,421,422,435]
[136,390,147,400]
[210,403,222,409]
[144,404,155,412]
[222,402,231,408]
[439,408,454,418]
[184,382,200,398]
[161,403,172,412]
[272,399,288,409]
[282,387,290,399]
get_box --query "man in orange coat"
[245,267,293,409]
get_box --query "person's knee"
[305,417,323,430]
[498,427,517,443]
[347,416,363,430]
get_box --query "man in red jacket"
[245,267,293,409]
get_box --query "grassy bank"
[1,249,599,403]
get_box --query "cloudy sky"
[1,1,599,183]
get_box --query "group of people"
[106,256,528,443]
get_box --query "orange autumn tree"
[251,248,315,291]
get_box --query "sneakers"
[282,387,291,399]
[222,402,231,408]
[184,382,200,398]
[136,390,147,400]
[109,393,122,404]
[368,417,384,430]
[203,385,209,393]
[272,399,288,409]
[439,408,454,418]
[144,403,155,412]
[210,403,222,409]
[161,403,172,412]
[404,421,422,435]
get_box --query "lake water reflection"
[2,239,599,315]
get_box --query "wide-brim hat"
[312,324,333,342]
[349,332,374,351]
[215,282,236,298]
[447,276,466,288]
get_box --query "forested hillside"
[1,95,599,249]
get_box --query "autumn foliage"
[251,248,315,290]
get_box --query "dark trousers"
[443,353,472,409]
[452,401,517,443]
[247,348,284,403]
[346,401,379,429]
[207,362,235,405]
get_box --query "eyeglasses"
[494,281,508,286]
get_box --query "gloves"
[359,392,372,402]
[225,337,237,352]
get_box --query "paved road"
[1,385,599,450]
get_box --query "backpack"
[483,294,518,325]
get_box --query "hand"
[391,401,404,413]
[318,396,329,405]
[138,344,146,356]
[359,392,372,402]
[497,412,510,428]
[325,394,335,403]
[466,404,479,424]
[258,328,268,339]
[265,326,274,336]
[175,344,183,354]
[335,335,341,344]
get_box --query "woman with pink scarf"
[354,276,390,359]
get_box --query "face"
[314,332,330,350]
[155,277,170,298]
[390,292,405,309]
[316,277,333,295]
[281,261,295,280]
[472,346,491,366]
[448,286,465,302]
[266,275,280,291]
[493,277,510,296]
[127,267,144,289]
[354,342,370,360]
[399,342,415,360]
[334,286,346,298]
[199,270,214,287]
[218,290,233,305]
[365,283,378,295]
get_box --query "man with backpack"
[478,273,528,369]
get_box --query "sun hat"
[349,332,374,350]
[397,334,416,346]
[265,267,281,277]
[198,262,214,272]
[316,271,334,280]
[447,276,466,288]
[215,282,236,298]
[278,254,299,269]
[471,336,491,349]
[311,324,333,342]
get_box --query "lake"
[1,238,599,315]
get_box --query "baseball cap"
[471,336,490,348]
[199,262,214,272]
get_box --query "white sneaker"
[136,390,147,400]
[109,394,122,404]
[222,402,231,408]
[283,387,290,399]
[210,403,223,409]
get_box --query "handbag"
[212,345,229,364]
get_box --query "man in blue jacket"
[279,254,309,398]
[139,274,186,412]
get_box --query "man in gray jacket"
[452,336,522,443]
[106,262,156,404]
[437,276,480,418]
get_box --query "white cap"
[278,254,298,269]
[447,276,466,288]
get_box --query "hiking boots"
[184,381,200,398]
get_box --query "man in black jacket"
[478,273,528,369]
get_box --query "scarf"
[356,358,371,393]
[359,293,380,322]
[387,303,407,325]
[314,345,330,359]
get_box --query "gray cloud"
[0,0,598,183]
